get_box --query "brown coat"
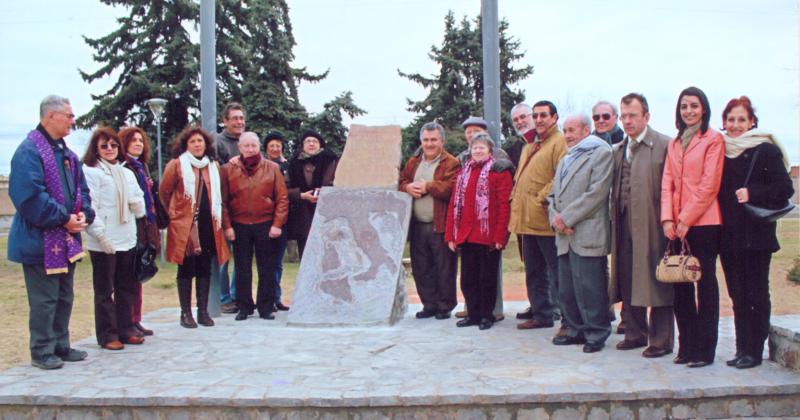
[159,158,230,265]
[398,150,461,233]
[508,126,567,236]
[609,127,672,307]
[221,156,289,229]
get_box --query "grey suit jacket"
[548,138,614,257]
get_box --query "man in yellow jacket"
[508,100,567,331]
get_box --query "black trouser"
[720,249,772,361]
[459,243,501,321]
[23,263,75,360]
[521,234,559,323]
[233,222,278,316]
[674,226,720,363]
[410,221,457,313]
[90,249,138,345]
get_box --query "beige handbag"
[655,239,701,283]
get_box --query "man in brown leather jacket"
[399,122,461,320]
[221,132,289,321]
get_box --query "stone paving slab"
[0,302,799,411]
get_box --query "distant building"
[791,166,799,205]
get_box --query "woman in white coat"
[82,127,145,350]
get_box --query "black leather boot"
[177,277,197,328]
[195,276,214,327]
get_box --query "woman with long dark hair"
[660,87,725,368]
[718,96,794,369]
[159,126,229,328]
[82,127,146,350]
[119,127,160,336]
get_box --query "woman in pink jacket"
[661,86,724,368]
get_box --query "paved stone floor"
[0,302,798,410]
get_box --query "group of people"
[402,87,793,370]
[8,97,337,369]
[9,88,793,371]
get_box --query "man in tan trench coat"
[610,93,674,358]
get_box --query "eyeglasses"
[99,143,119,150]
[532,112,551,120]
[55,111,76,119]
[592,113,612,122]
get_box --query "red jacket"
[660,128,724,227]
[445,161,513,247]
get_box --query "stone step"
[1,303,799,419]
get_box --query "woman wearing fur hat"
[286,130,338,258]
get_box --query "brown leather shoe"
[642,346,672,358]
[102,340,124,351]
[616,340,647,350]
[517,319,554,330]
[134,322,154,336]
[455,310,468,319]
[122,335,145,345]
[494,314,505,322]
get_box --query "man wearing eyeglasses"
[509,100,567,332]
[8,95,95,369]
[591,101,625,145]
[609,93,674,358]
[214,102,247,314]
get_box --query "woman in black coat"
[718,96,794,369]
[286,130,338,258]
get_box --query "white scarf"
[723,129,790,171]
[98,159,130,224]
[179,152,222,229]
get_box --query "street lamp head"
[145,98,168,119]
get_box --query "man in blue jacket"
[8,95,95,370]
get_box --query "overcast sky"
[0,0,797,174]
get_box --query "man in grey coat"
[548,114,614,353]
[610,93,674,358]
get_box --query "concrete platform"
[1,302,799,419]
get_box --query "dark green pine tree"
[398,11,533,159]
[78,0,200,155]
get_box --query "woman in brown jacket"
[160,126,230,328]
[221,132,289,321]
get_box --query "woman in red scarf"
[446,133,513,330]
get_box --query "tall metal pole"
[155,118,164,263]
[481,0,502,145]
[200,0,217,133]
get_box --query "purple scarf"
[452,157,494,239]
[28,130,84,274]
[126,155,156,223]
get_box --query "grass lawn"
[0,219,797,370]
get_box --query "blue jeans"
[217,241,235,304]
[271,230,288,302]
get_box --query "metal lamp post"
[145,98,167,182]
[145,98,167,263]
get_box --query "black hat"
[264,130,285,144]
[299,129,326,148]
